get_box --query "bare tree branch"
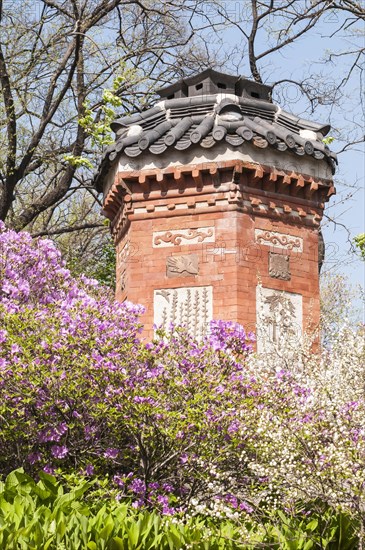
[31,221,106,238]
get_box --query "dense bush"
[0,222,364,543]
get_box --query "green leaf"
[44,535,55,550]
[127,521,141,548]
[56,517,66,540]
[111,536,126,550]
[306,519,318,532]
[99,515,114,541]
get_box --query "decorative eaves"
[94,80,337,192]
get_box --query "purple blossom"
[38,422,68,443]
[113,475,125,488]
[224,493,238,509]
[240,501,254,514]
[51,445,68,459]
[157,494,175,515]
[104,448,119,459]
[28,452,42,464]
[130,478,146,495]
[208,320,255,354]
[11,344,21,354]
[132,499,144,509]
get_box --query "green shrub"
[0,469,359,549]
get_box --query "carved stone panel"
[117,239,139,270]
[167,254,199,278]
[256,287,302,353]
[154,286,213,338]
[153,227,215,248]
[117,239,130,271]
[255,229,303,252]
[269,253,291,280]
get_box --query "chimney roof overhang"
[94,70,336,193]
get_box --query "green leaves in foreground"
[0,469,359,549]
[0,469,240,550]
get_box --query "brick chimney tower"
[94,69,336,348]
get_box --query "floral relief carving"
[256,287,302,353]
[154,286,212,338]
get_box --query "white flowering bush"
[245,329,365,514]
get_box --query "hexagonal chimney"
[94,69,336,348]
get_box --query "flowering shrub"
[0,222,365,538]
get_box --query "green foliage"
[87,240,116,289]
[66,237,116,289]
[322,136,335,145]
[79,66,138,148]
[354,233,365,260]
[0,470,359,550]
[63,155,94,170]
[258,507,359,549]
[0,469,244,549]
[64,64,139,169]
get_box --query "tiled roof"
[94,72,337,191]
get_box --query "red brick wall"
[116,203,320,341]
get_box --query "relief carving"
[154,286,212,338]
[153,227,215,247]
[263,293,296,343]
[118,240,130,270]
[167,254,199,277]
[256,287,302,353]
[269,253,291,280]
[117,239,139,269]
[255,229,303,252]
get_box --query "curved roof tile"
[94,82,337,191]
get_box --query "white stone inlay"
[255,229,303,252]
[300,129,317,140]
[153,227,215,248]
[154,286,213,338]
[127,125,143,137]
[256,287,303,353]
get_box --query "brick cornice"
[103,160,335,243]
